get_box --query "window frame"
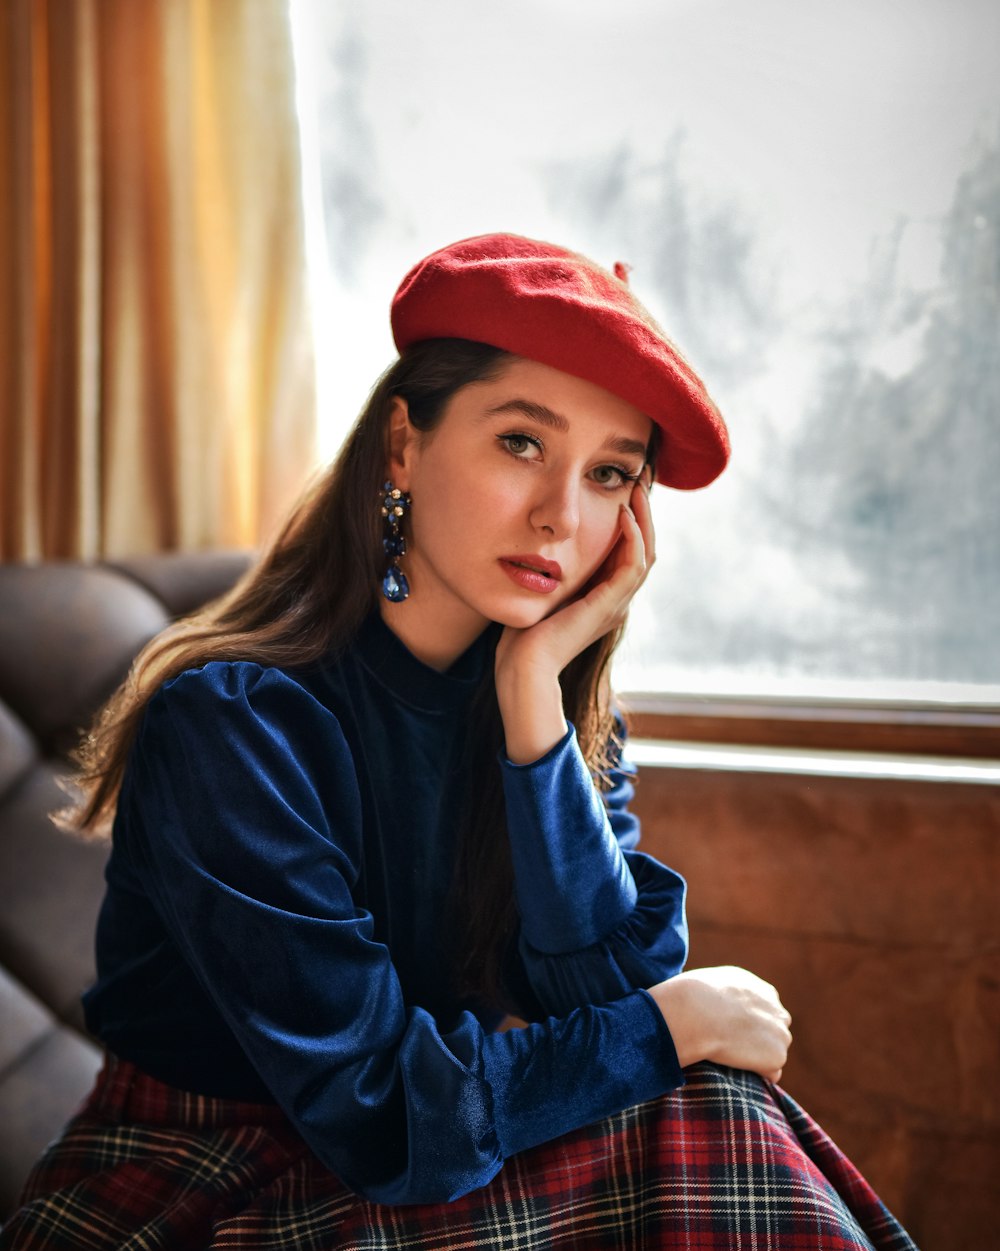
[620,692,1000,761]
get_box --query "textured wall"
[632,765,1000,1249]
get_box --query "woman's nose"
[529,475,580,539]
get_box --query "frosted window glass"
[292,0,1000,697]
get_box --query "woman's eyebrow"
[485,399,648,460]
[485,399,569,432]
[605,434,649,459]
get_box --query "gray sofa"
[0,551,251,1218]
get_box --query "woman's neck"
[378,596,491,672]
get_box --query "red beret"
[390,232,730,490]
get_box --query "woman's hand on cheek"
[589,475,656,607]
[494,480,654,764]
[498,478,655,678]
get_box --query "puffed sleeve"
[120,665,683,1205]
[500,723,688,1016]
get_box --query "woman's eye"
[591,464,638,489]
[498,433,541,458]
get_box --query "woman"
[1,234,917,1249]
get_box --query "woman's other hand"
[649,966,793,1084]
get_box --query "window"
[292,0,1000,702]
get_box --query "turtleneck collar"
[353,611,499,713]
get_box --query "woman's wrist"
[648,975,714,1070]
[496,667,568,764]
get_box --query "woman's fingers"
[618,497,649,577]
[629,477,656,572]
[586,506,644,625]
[567,505,642,616]
[602,484,654,611]
[617,503,644,578]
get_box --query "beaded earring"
[380,480,412,602]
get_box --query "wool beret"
[390,232,730,489]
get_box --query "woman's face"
[387,357,653,645]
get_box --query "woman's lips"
[498,556,562,594]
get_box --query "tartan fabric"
[1,1056,919,1250]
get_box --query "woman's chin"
[486,597,566,631]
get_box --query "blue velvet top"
[83,612,690,1205]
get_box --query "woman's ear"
[386,396,416,489]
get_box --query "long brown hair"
[69,337,659,1009]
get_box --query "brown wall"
[632,765,1000,1250]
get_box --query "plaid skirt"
[1,1055,918,1250]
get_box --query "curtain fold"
[0,0,316,560]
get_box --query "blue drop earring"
[380,480,411,602]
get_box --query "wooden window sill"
[619,693,1000,760]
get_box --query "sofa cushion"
[107,550,251,618]
[0,763,109,1025]
[0,964,52,1071]
[0,565,170,758]
[0,700,37,802]
[0,552,253,1222]
[0,968,101,1216]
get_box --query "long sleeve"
[115,664,683,1206]
[500,725,688,1016]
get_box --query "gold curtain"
[0,0,316,560]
